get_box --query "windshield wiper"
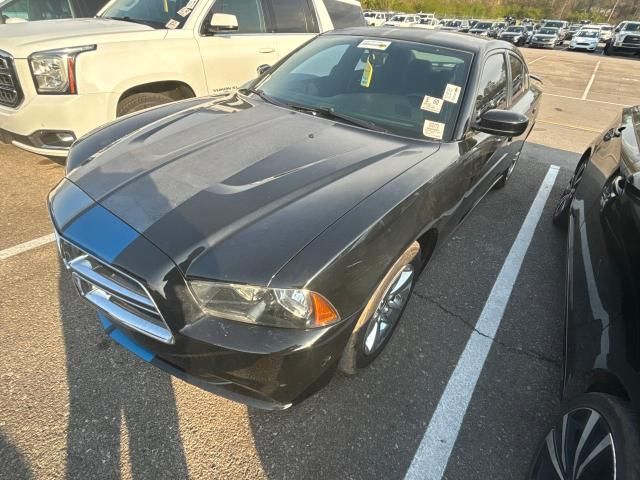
[287,103,390,133]
[238,87,289,109]
[106,16,163,29]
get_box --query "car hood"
[67,96,438,284]
[0,18,164,58]
[534,34,556,39]
[573,36,598,41]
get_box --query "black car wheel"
[553,152,589,227]
[117,92,174,117]
[338,242,420,374]
[529,393,640,480]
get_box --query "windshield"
[101,0,193,29]
[474,22,492,29]
[544,21,563,28]
[254,36,473,142]
[444,21,460,27]
[600,26,612,31]
[505,27,523,32]
[390,15,406,21]
[538,28,558,35]
[577,30,599,38]
[0,0,72,21]
[622,23,640,32]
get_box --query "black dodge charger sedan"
[530,107,640,478]
[49,28,541,409]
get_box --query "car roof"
[328,27,512,55]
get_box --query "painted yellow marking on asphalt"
[537,120,602,133]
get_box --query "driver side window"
[474,52,508,120]
[211,0,267,33]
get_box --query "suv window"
[0,0,72,20]
[267,0,317,33]
[474,53,508,119]
[211,0,267,33]
[323,0,365,29]
[509,54,525,102]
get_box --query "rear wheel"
[529,393,640,480]
[338,242,420,374]
[117,92,174,117]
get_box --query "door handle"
[259,47,275,53]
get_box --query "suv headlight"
[29,45,95,94]
[190,281,340,328]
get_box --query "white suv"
[0,0,364,157]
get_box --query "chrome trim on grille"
[0,50,23,108]
[57,235,175,344]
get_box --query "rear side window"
[509,54,525,102]
[212,0,268,33]
[474,52,508,119]
[323,0,366,30]
[267,0,318,33]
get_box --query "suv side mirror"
[474,109,529,137]
[209,13,238,33]
[256,64,271,75]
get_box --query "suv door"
[264,0,319,63]
[196,0,278,95]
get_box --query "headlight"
[190,281,340,328]
[29,45,95,94]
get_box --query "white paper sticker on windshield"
[357,40,392,51]
[443,84,461,104]
[185,0,198,8]
[423,120,445,139]
[420,96,444,114]
[165,19,180,29]
[177,6,192,16]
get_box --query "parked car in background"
[533,105,640,480]
[569,29,600,52]
[488,21,507,38]
[0,0,365,158]
[524,24,535,43]
[565,24,582,40]
[499,25,529,46]
[0,0,105,22]
[49,27,540,409]
[598,23,613,41]
[605,21,640,56]
[384,14,418,27]
[530,27,561,48]
[541,20,568,40]
[414,17,440,30]
[440,19,470,32]
[469,21,497,36]
[364,11,389,27]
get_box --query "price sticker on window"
[423,120,445,139]
[165,19,180,29]
[177,6,192,16]
[185,0,198,9]
[357,40,392,51]
[420,96,444,114]
[443,84,461,104]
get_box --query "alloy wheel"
[363,265,414,356]
[530,407,616,480]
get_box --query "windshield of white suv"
[474,22,492,29]
[390,15,406,22]
[577,30,599,38]
[544,21,563,28]
[101,0,192,29]
[621,23,640,32]
[253,35,473,142]
[538,28,558,35]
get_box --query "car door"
[195,0,278,95]
[264,0,319,63]
[459,50,512,205]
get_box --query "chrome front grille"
[0,51,22,108]
[58,236,175,344]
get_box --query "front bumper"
[570,44,598,51]
[0,58,115,157]
[530,41,555,48]
[611,41,640,52]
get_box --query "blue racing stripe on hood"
[48,179,95,230]
[62,204,139,263]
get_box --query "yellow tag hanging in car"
[360,57,373,88]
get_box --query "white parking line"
[544,92,629,107]
[527,55,547,64]
[0,233,56,261]
[581,61,601,100]
[404,165,560,480]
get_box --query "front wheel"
[117,92,174,117]
[529,393,640,480]
[338,242,420,374]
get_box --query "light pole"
[607,0,620,23]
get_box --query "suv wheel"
[117,92,174,117]
[529,393,640,480]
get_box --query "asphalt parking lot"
[1,46,639,480]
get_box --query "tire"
[338,242,420,374]
[493,154,518,190]
[529,393,640,480]
[117,92,174,117]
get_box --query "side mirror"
[474,109,529,137]
[256,64,271,75]
[209,13,238,33]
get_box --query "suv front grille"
[0,51,23,108]
[57,236,174,344]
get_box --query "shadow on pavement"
[0,430,33,480]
